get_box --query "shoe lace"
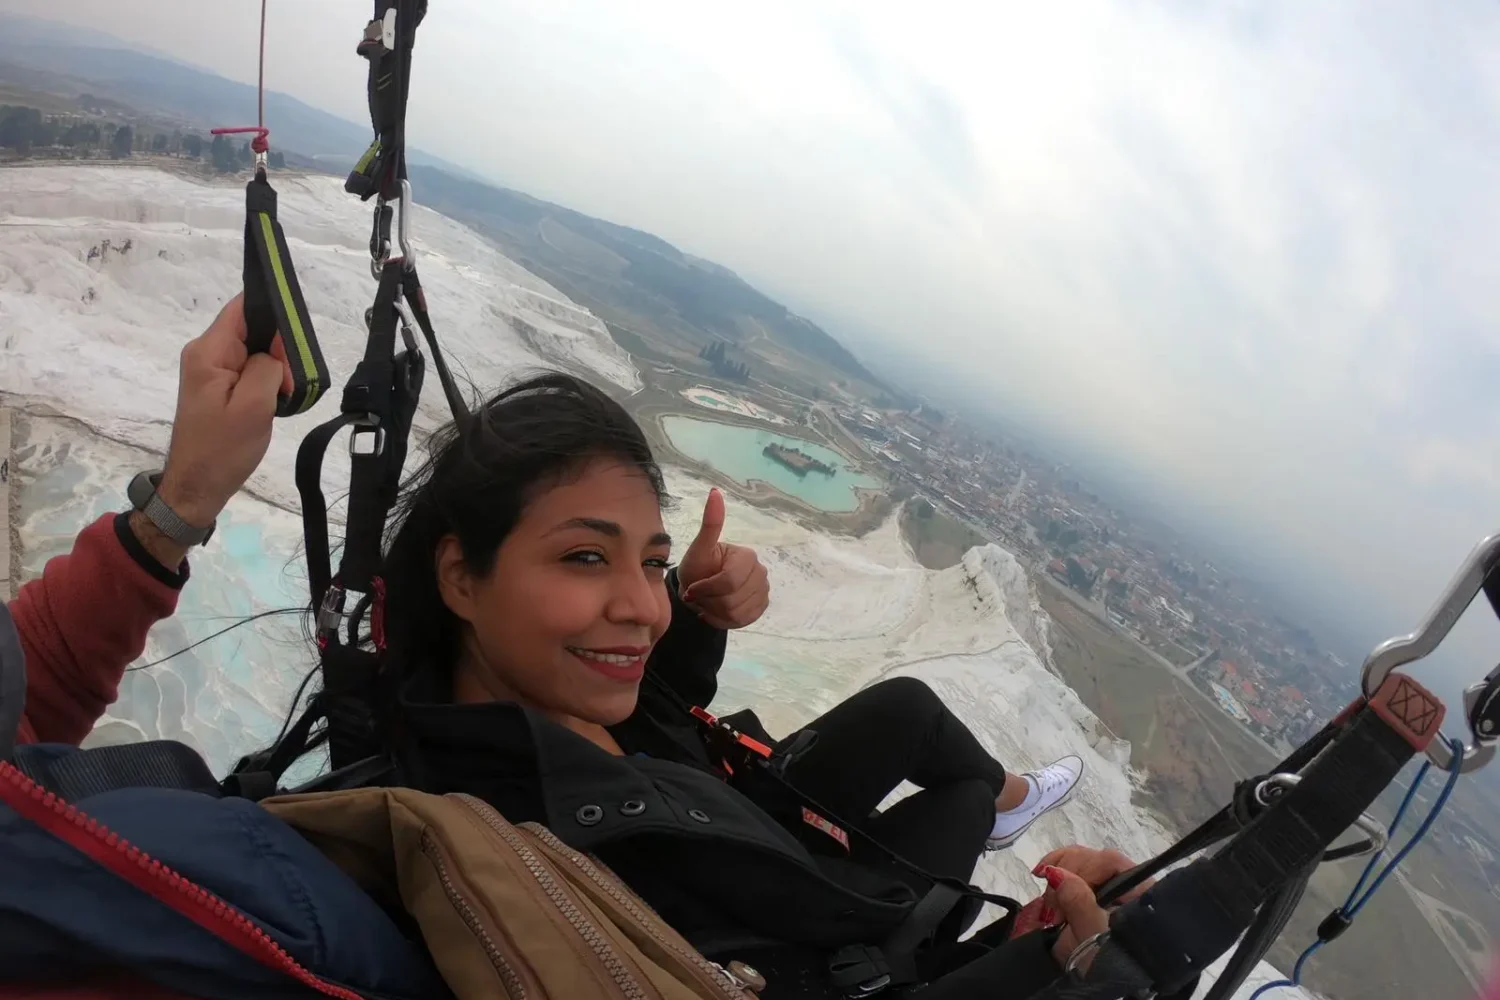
[1036,762,1074,794]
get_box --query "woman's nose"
[605,567,661,625]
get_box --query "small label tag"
[801,806,850,851]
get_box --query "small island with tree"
[764,442,835,478]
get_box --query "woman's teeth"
[568,647,640,665]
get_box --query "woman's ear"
[434,535,478,622]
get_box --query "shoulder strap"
[13,741,221,801]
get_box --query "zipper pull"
[712,960,766,995]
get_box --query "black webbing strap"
[402,264,468,419]
[880,881,966,985]
[641,671,1015,989]
[1200,863,1314,1000]
[341,263,424,591]
[1021,939,1156,1000]
[1096,720,1340,907]
[346,0,427,201]
[295,412,361,609]
[243,172,329,416]
[1060,672,1445,999]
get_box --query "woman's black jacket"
[391,571,1061,994]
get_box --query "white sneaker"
[985,754,1084,851]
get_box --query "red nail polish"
[1039,906,1057,925]
[1031,862,1046,877]
[1043,866,1066,890]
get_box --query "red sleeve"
[12,513,185,746]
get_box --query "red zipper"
[0,760,366,1000]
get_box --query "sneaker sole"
[984,782,1079,851]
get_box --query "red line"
[258,0,267,130]
[0,762,365,1000]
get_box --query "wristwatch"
[127,471,217,547]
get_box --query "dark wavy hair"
[261,371,664,774]
[378,370,666,694]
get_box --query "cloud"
[8,0,1500,704]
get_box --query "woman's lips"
[566,645,648,682]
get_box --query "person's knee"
[870,676,942,716]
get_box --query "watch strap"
[128,471,216,547]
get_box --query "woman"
[258,371,1109,998]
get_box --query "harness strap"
[242,172,328,416]
[880,881,966,985]
[643,671,1016,991]
[346,0,427,201]
[401,264,469,419]
[1076,671,1444,999]
[296,412,362,609]
[1020,939,1156,1000]
[1200,864,1314,1000]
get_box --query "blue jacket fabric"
[0,744,448,1000]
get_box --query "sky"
[8,0,1500,713]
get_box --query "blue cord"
[1246,736,1463,1000]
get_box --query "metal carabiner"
[393,297,423,356]
[1254,774,1389,859]
[396,178,416,270]
[1361,531,1500,773]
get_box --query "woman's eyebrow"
[545,517,621,537]
[544,518,674,548]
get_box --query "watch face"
[127,470,162,511]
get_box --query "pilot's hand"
[1032,848,1151,972]
[158,293,292,528]
[677,488,771,630]
[1041,865,1111,972]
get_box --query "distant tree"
[1044,520,1060,542]
[151,133,168,152]
[268,150,285,169]
[1106,576,1128,602]
[111,125,133,158]
[61,122,101,149]
[0,106,42,153]
[183,133,203,158]
[210,134,237,173]
[239,140,253,165]
[1065,557,1096,597]
[913,499,935,520]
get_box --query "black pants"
[757,678,1068,999]
[779,676,1008,885]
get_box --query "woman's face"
[438,457,674,726]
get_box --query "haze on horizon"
[9,0,1500,711]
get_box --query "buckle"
[827,945,890,998]
[1254,774,1387,860]
[1360,532,1500,773]
[348,416,386,458]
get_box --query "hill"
[0,14,479,179]
[407,165,881,387]
[0,14,881,396]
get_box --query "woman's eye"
[643,557,670,573]
[564,550,606,566]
